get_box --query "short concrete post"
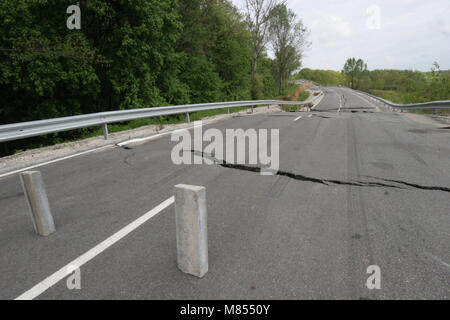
[174,184,208,278]
[186,112,190,123]
[20,171,55,236]
[251,105,254,113]
[434,109,438,116]
[102,123,109,140]
[227,107,230,115]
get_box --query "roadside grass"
[369,89,449,116]
[298,91,310,101]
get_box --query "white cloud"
[311,13,352,48]
[231,0,450,71]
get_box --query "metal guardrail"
[352,89,450,113]
[0,93,323,143]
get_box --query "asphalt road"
[0,87,449,300]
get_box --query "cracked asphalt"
[0,87,449,300]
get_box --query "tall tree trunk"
[251,51,258,99]
[279,73,283,95]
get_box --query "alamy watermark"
[366,5,381,30]
[66,265,81,290]
[171,121,279,175]
[67,4,81,30]
[366,265,381,290]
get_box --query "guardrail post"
[434,109,438,116]
[251,105,254,113]
[174,184,208,278]
[227,107,230,115]
[102,123,109,140]
[20,171,55,236]
[186,113,190,123]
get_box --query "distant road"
[0,87,449,299]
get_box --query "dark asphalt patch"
[315,115,332,119]
[117,144,133,150]
[408,129,429,134]
[351,233,362,240]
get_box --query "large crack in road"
[188,150,450,193]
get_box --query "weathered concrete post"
[174,184,208,278]
[20,171,55,236]
[102,123,109,140]
[227,107,230,115]
[186,112,190,123]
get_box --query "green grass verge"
[369,89,449,116]
[298,91,310,101]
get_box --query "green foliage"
[0,0,292,156]
[177,0,252,102]
[363,65,450,103]
[295,68,346,86]
[342,57,368,89]
[343,59,449,103]
[269,4,308,94]
[298,91,309,101]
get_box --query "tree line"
[0,0,309,156]
[296,59,450,104]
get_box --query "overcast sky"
[231,0,450,71]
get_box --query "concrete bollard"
[20,171,55,236]
[174,184,208,278]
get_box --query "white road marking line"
[117,123,204,147]
[426,252,450,270]
[308,114,313,118]
[2,110,256,178]
[15,196,175,300]
[293,116,302,122]
[1,121,210,178]
[338,96,342,113]
[0,145,113,179]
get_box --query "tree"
[269,4,309,94]
[176,0,252,102]
[245,0,283,99]
[342,58,368,89]
[295,68,346,86]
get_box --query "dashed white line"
[293,116,302,122]
[15,196,175,300]
[308,114,313,118]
